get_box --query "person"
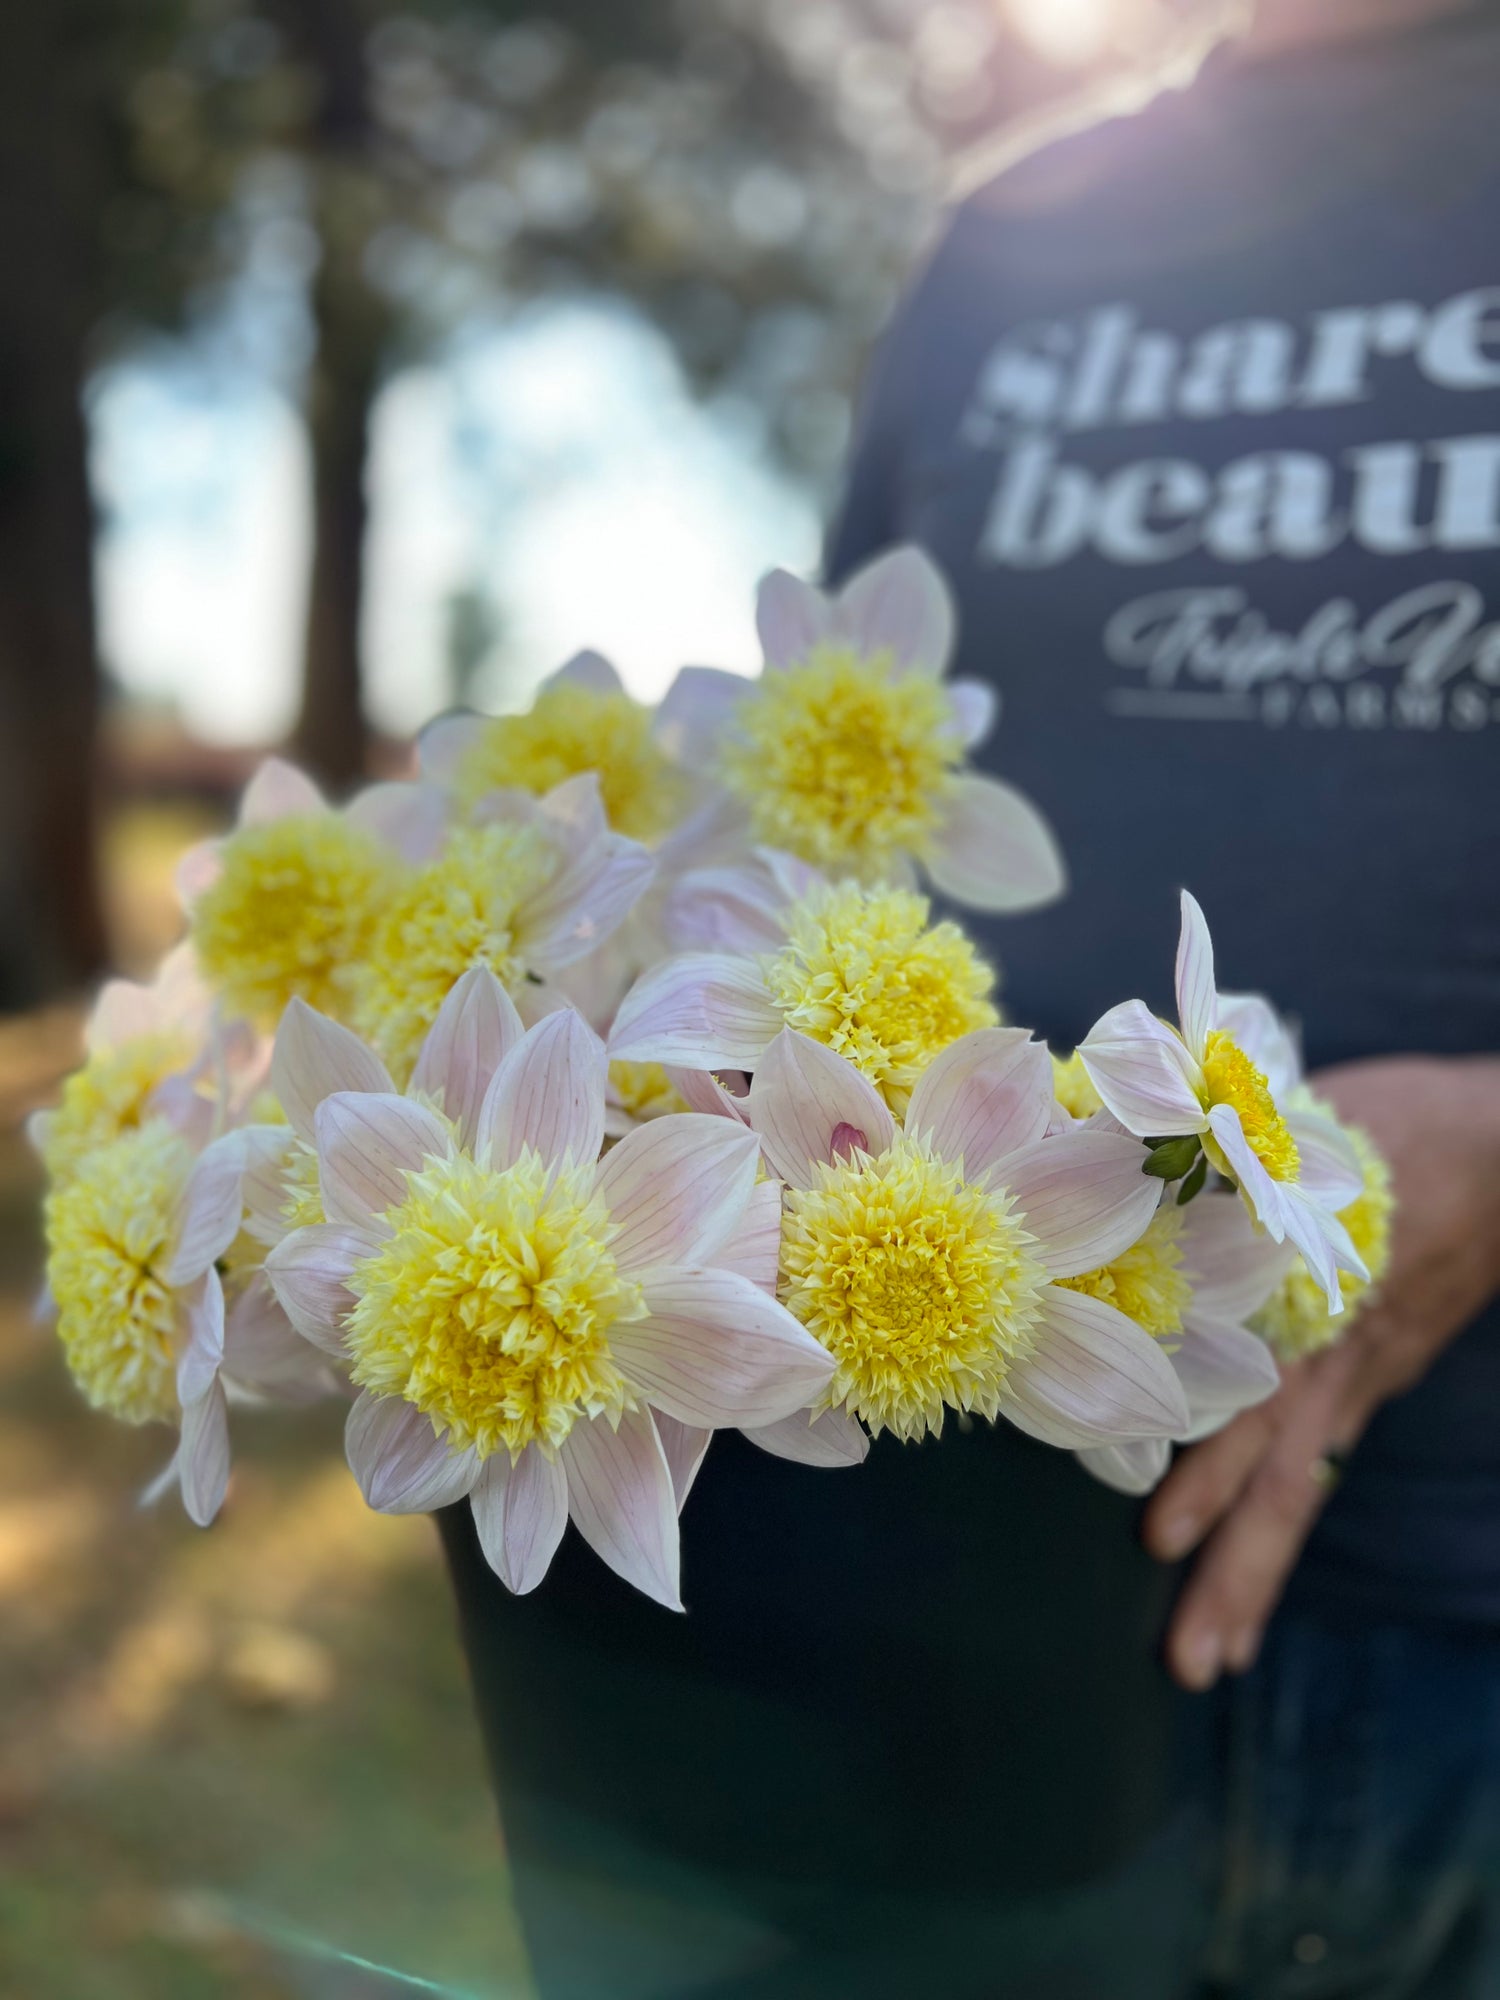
[826,0,1500,1989]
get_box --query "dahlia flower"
[265,993,834,1608]
[742,1027,1190,1451]
[1077,893,1368,1310]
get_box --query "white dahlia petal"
[179,1378,232,1527]
[834,546,954,675]
[756,568,834,669]
[542,648,625,696]
[652,1413,713,1512]
[265,1222,374,1354]
[613,1268,834,1428]
[708,1178,783,1293]
[1175,1313,1282,1437]
[1078,1000,1207,1137]
[417,711,486,786]
[1075,1437,1172,1497]
[478,1008,606,1174]
[239,756,326,826]
[470,1446,569,1593]
[905,1027,1053,1177]
[1213,991,1303,1096]
[273,999,393,1144]
[522,836,655,974]
[747,1030,895,1190]
[166,1133,249,1285]
[1004,1286,1190,1446]
[1174,890,1219,1062]
[177,1267,226,1407]
[925,774,1067,914]
[343,779,449,862]
[654,665,750,764]
[1001,1130,1164,1280]
[947,678,998,747]
[561,1408,682,1611]
[595,1116,761,1273]
[410,965,525,1153]
[315,1092,452,1226]
[609,954,783,1071]
[1179,1191,1297,1321]
[743,1406,869,1469]
[1286,1108,1365,1212]
[346,1391,480,1514]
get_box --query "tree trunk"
[0,7,109,1005]
[283,0,390,794]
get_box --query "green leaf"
[1141,1135,1201,1181]
[1176,1156,1209,1206]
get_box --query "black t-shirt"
[829,13,1500,1622]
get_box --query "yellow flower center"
[192,813,397,1027]
[455,686,687,843]
[1057,1207,1190,1345]
[44,1122,192,1425]
[762,883,999,1115]
[1050,1050,1103,1121]
[719,645,961,880]
[1199,1030,1301,1182]
[345,1150,645,1460]
[347,823,558,1083]
[39,1032,196,1185]
[778,1134,1044,1443]
[608,1060,690,1125]
[1254,1122,1394,1359]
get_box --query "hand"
[1143,1054,1500,1691]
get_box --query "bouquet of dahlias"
[34,549,1392,1609]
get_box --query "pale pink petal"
[523,835,655,974]
[1175,891,1218,1061]
[239,1127,300,1245]
[416,710,486,785]
[999,1130,1164,1280]
[1278,1186,1368,1313]
[925,774,1067,915]
[240,756,325,826]
[1286,1109,1365,1212]
[478,1008,606,1172]
[1075,1438,1172,1496]
[272,999,393,1143]
[1206,1104,1287,1239]
[469,1446,569,1592]
[179,1378,231,1527]
[709,1177,782,1292]
[265,1222,375,1354]
[1180,1187,1297,1320]
[315,1092,452,1227]
[1078,1000,1207,1137]
[177,1267,225,1406]
[223,1272,334,1401]
[611,1268,834,1428]
[147,1074,215,1150]
[175,840,223,908]
[662,864,791,955]
[756,569,833,669]
[535,770,609,847]
[595,1116,761,1272]
[747,1030,895,1190]
[834,546,954,674]
[561,1408,681,1610]
[343,779,449,862]
[1176,1313,1281,1437]
[540,648,624,697]
[743,1406,869,1469]
[667,1067,752,1125]
[1214,991,1302,1097]
[1002,1285,1190,1445]
[652,1413,712,1512]
[410,965,525,1152]
[346,1391,480,1514]
[948,678,998,747]
[653,666,750,764]
[165,1133,246,1284]
[905,1027,1053,1177]
[608,954,782,1071]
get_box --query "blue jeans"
[1187,1605,1500,1999]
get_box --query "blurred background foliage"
[0,2,1223,1991]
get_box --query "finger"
[1142,1378,1296,1562]
[1165,1368,1347,1691]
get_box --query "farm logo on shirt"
[962,290,1500,731]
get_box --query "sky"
[89,300,825,747]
